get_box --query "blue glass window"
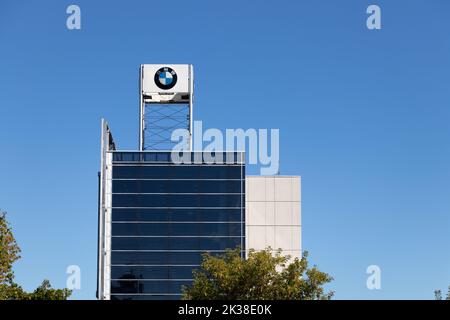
[113,165,242,179]
[112,208,242,222]
[112,194,241,208]
[112,223,242,237]
[108,155,245,300]
[110,280,192,294]
[112,179,242,194]
[112,236,242,251]
[111,266,196,280]
[111,251,218,265]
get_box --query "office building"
[97,64,300,300]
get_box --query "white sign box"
[141,64,193,103]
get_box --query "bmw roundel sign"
[154,67,178,90]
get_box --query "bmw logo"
[154,67,177,90]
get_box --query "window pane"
[111,266,196,280]
[112,152,244,165]
[112,209,242,222]
[111,251,223,265]
[112,165,242,179]
[110,280,192,294]
[112,194,241,208]
[112,236,242,250]
[112,223,242,237]
[112,180,242,194]
[143,153,157,161]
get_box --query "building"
[246,176,301,259]
[97,64,301,300]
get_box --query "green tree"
[0,210,72,300]
[0,210,21,286]
[434,286,450,300]
[182,248,333,300]
[434,289,442,300]
[25,280,71,300]
[0,282,26,300]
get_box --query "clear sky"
[1,0,449,300]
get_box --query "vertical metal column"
[139,66,145,151]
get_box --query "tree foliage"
[0,282,26,300]
[0,210,21,285]
[182,248,333,300]
[25,280,72,300]
[0,210,72,300]
[434,286,450,300]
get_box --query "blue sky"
[1,0,449,299]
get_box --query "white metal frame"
[98,119,114,300]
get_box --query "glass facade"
[108,152,245,300]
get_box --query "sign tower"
[139,64,194,151]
